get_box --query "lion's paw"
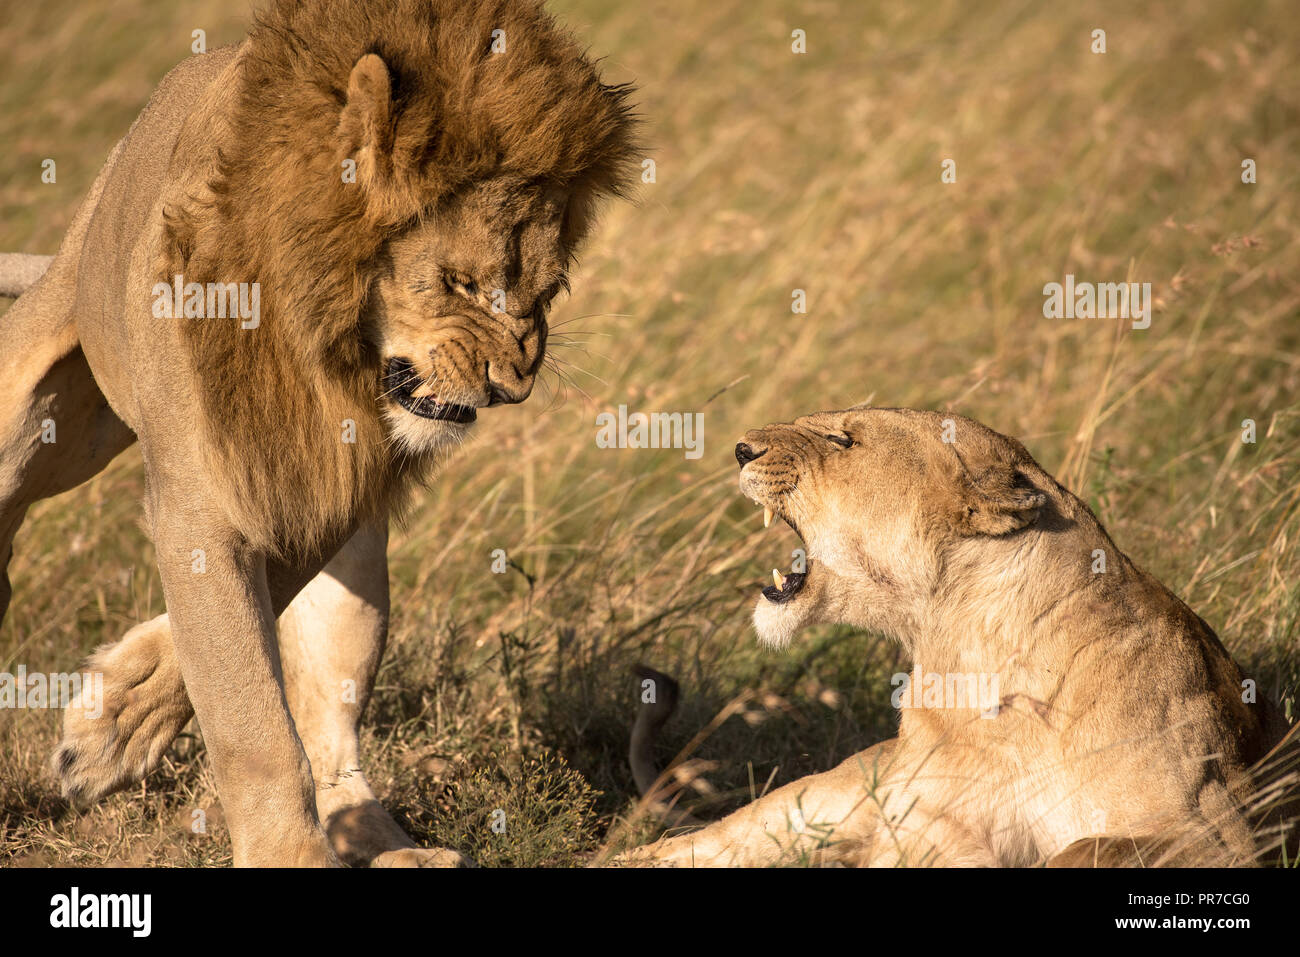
[52,616,193,807]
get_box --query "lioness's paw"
[51,616,193,807]
[370,847,475,868]
[606,843,688,868]
[609,855,679,868]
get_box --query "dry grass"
[2,0,1299,865]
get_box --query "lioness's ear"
[955,468,1046,536]
[337,54,395,188]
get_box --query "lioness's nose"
[735,443,765,467]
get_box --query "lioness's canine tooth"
[763,507,773,528]
[409,382,436,399]
[773,569,786,590]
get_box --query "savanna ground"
[1,0,1299,866]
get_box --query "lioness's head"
[736,407,1051,648]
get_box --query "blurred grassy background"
[2,0,1299,865]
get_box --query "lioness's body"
[630,409,1294,866]
[1,0,636,866]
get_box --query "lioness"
[629,407,1296,866]
[0,0,636,866]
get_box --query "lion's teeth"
[409,382,437,399]
[773,569,786,590]
[763,507,773,528]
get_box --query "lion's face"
[365,178,574,454]
[735,408,1046,647]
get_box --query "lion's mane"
[160,0,638,556]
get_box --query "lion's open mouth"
[384,357,477,424]
[753,501,811,604]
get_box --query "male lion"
[628,407,1297,866]
[0,0,636,866]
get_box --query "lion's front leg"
[53,519,466,865]
[149,492,335,867]
[622,740,899,867]
[277,520,469,867]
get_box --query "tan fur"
[626,408,1295,866]
[0,254,53,298]
[160,0,637,555]
[1,0,636,866]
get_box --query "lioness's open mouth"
[763,569,807,603]
[753,502,812,604]
[384,357,477,424]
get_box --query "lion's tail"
[630,665,704,829]
[0,253,54,298]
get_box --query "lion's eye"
[825,433,854,449]
[444,271,478,298]
[535,282,563,315]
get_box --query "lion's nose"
[485,364,534,406]
[735,443,765,467]
[487,382,527,406]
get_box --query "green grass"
[2,0,1299,865]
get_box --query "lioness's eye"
[825,434,854,449]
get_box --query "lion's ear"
[955,467,1046,536]
[337,54,395,191]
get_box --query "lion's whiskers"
[547,311,629,332]
[539,355,598,407]
[545,352,605,387]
